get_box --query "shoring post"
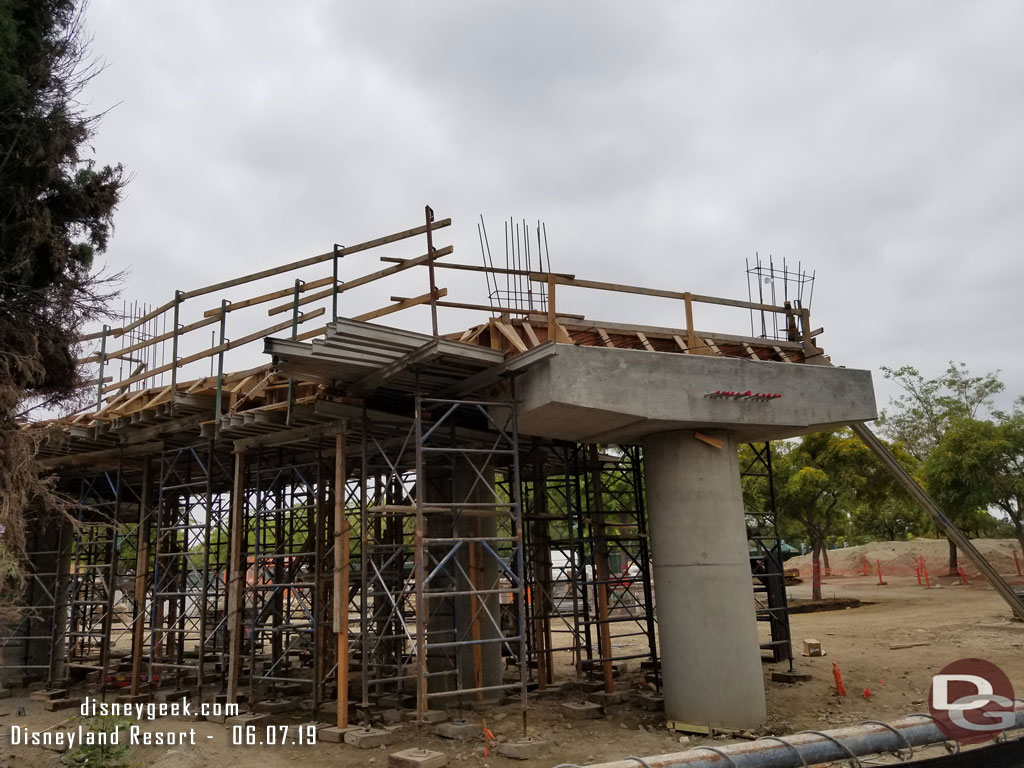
[587,445,615,693]
[99,453,124,696]
[197,439,216,696]
[413,393,428,729]
[130,460,152,697]
[425,205,439,339]
[467,515,485,701]
[508,387,530,738]
[226,449,246,703]
[95,324,110,411]
[170,291,183,398]
[312,445,326,715]
[530,451,551,689]
[286,279,303,426]
[359,411,370,723]
[332,244,343,322]
[214,299,229,434]
[333,432,350,728]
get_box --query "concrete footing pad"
[559,701,602,719]
[388,748,449,768]
[345,727,399,748]
[433,719,480,740]
[497,737,550,760]
[318,725,361,743]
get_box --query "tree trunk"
[947,538,958,576]
[811,542,823,601]
[822,546,831,577]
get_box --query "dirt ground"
[3,562,1023,768]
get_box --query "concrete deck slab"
[513,345,875,443]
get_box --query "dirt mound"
[787,538,1023,579]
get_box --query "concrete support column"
[642,429,766,730]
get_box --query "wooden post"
[683,292,699,352]
[588,446,614,693]
[468,516,484,701]
[546,274,557,341]
[799,308,819,357]
[226,449,246,703]
[130,460,151,697]
[334,433,350,728]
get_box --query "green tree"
[922,411,1024,555]
[761,431,874,600]
[0,0,125,618]
[880,362,1004,572]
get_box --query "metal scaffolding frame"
[146,442,231,696]
[741,442,793,666]
[0,512,69,685]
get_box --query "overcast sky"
[78,2,1024,414]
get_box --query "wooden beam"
[520,322,541,348]
[350,288,448,323]
[528,273,788,313]
[232,419,346,451]
[266,245,454,317]
[202,274,338,318]
[546,275,557,341]
[493,320,528,353]
[694,431,724,449]
[636,331,654,351]
[597,328,615,348]
[379,256,575,281]
[102,308,325,393]
[183,218,452,302]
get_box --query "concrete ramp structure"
[10,207,885,735]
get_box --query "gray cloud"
[79,0,1024,411]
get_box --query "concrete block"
[559,701,602,720]
[29,689,68,701]
[225,713,268,728]
[576,680,605,693]
[802,639,822,657]
[318,725,361,743]
[253,698,293,713]
[345,727,398,748]
[216,692,247,705]
[382,708,404,723]
[206,712,227,724]
[0,688,11,699]
[497,737,550,760]
[44,698,82,712]
[772,671,812,684]
[433,719,480,740]
[587,690,630,706]
[388,747,449,768]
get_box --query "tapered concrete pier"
[643,429,766,730]
[511,343,878,730]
